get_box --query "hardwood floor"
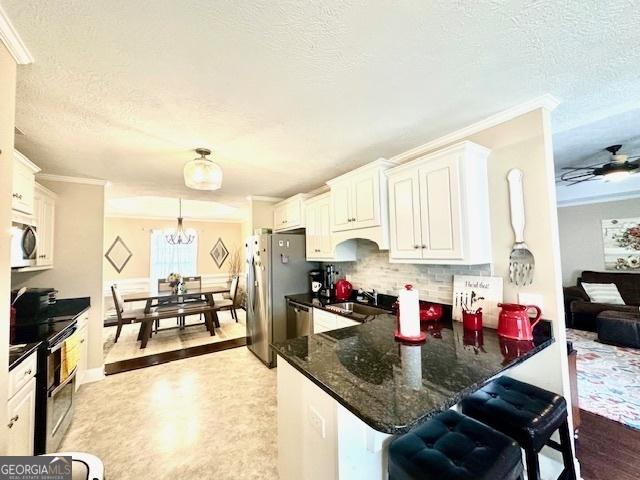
[105,337,247,375]
[576,410,640,480]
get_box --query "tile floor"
[103,310,247,364]
[62,346,277,479]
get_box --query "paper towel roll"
[399,284,420,337]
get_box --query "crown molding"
[389,94,561,164]
[14,149,40,173]
[246,195,284,203]
[37,173,108,186]
[0,5,33,64]
[556,190,640,208]
[104,213,244,223]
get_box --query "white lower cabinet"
[386,141,492,265]
[76,311,90,390]
[7,352,38,456]
[313,308,359,334]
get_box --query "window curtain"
[149,229,198,284]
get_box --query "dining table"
[123,285,231,331]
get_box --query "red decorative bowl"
[392,301,443,322]
[420,302,443,322]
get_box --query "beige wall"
[0,43,17,455]
[558,198,640,285]
[103,217,244,281]
[12,181,106,371]
[241,198,277,243]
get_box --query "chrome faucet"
[359,288,378,304]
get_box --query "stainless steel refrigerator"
[245,233,318,367]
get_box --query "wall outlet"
[308,405,326,438]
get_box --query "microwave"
[11,221,38,268]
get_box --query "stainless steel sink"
[326,302,389,320]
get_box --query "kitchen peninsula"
[272,301,554,480]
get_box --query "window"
[149,229,198,282]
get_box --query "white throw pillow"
[581,283,625,305]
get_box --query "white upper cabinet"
[386,141,492,265]
[273,194,310,232]
[328,161,391,232]
[34,183,56,267]
[305,193,356,261]
[12,150,40,215]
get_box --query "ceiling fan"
[558,145,640,185]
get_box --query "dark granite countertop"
[272,300,554,434]
[11,297,91,346]
[9,342,41,371]
[286,292,396,321]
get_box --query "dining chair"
[215,275,240,322]
[110,284,149,343]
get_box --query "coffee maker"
[320,264,338,298]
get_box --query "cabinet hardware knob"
[7,415,19,428]
[25,369,32,376]
[414,245,419,249]
[80,339,85,344]
[421,245,427,249]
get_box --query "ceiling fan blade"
[560,171,596,182]
[565,176,597,186]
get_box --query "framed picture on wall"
[452,275,504,329]
[602,217,640,270]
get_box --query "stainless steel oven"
[11,220,38,268]
[45,325,77,453]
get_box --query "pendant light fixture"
[184,148,223,190]
[166,198,195,245]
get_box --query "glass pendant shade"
[184,148,223,190]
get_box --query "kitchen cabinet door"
[273,203,288,231]
[350,172,379,229]
[331,182,352,232]
[335,316,359,329]
[34,185,55,267]
[12,159,36,215]
[305,201,320,259]
[286,199,301,227]
[388,172,423,260]
[76,324,89,391]
[317,199,333,257]
[6,377,36,456]
[313,308,337,333]
[418,155,463,260]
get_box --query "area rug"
[103,310,247,364]
[566,328,640,430]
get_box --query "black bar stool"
[461,376,577,480]
[389,410,524,480]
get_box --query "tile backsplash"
[329,240,492,305]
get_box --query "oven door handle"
[48,325,78,353]
[48,367,77,398]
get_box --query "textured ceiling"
[4,0,640,206]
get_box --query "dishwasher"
[286,299,313,338]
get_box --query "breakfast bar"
[272,308,554,480]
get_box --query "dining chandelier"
[166,198,195,245]
[183,147,223,190]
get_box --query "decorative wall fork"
[507,168,535,286]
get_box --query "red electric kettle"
[497,303,541,341]
[335,279,353,301]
